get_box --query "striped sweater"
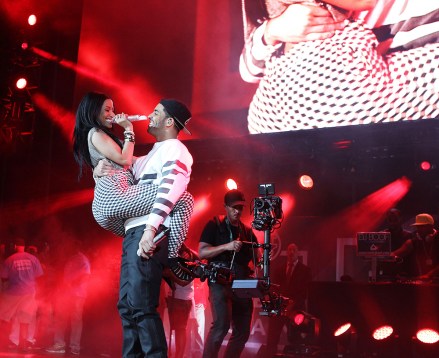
[125,138,192,230]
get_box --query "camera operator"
[198,189,260,358]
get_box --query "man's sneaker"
[70,346,80,355]
[46,343,66,354]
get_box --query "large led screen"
[75,0,438,143]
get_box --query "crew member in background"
[392,213,439,280]
[379,208,414,279]
[166,243,199,358]
[264,243,312,356]
[0,238,44,351]
[199,189,260,358]
[46,240,91,355]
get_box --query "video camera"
[252,183,283,231]
[183,260,234,285]
[229,183,288,317]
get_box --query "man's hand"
[264,3,345,46]
[93,159,117,178]
[138,230,157,259]
[228,240,243,252]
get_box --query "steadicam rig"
[231,183,286,317]
[251,183,283,232]
[259,290,291,317]
[180,260,234,285]
[252,196,283,231]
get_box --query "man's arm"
[139,143,192,259]
[145,145,192,230]
[92,159,119,178]
[392,239,414,258]
[240,3,345,83]
[251,231,262,261]
[198,241,242,260]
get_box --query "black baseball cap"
[160,99,192,135]
[224,189,246,207]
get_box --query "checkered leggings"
[248,21,439,133]
[92,170,194,258]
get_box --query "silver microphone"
[111,115,148,123]
[126,115,148,121]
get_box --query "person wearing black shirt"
[198,189,259,358]
[392,213,439,280]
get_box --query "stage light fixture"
[372,325,394,341]
[334,323,357,358]
[283,311,321,356]
[293,312,306,325]
[298,174,314,190]
[28,14,37,26]
[15,78,27,90]
[412,328,439,358]
[416,328,439,344]
[334,323,353,337]
[291,311,319,333]
[420,161,432,171]
[369,325,398,358]
[225,178,237,190]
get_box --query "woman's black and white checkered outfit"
[89,129,194,259]
[240,0,439,133]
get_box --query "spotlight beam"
[0,189,94,226]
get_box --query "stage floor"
[0,348,111,358]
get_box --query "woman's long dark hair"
[72,92,122,179]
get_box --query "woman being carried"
[72,92,193,257]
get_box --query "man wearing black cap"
[199,189,259,358]
[96,99,194,357]
[392,213,439,280]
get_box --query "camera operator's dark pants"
[202,282,253,358]
[117,225,167,358]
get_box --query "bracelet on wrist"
[124,130,134,135]
[124,132,135,143]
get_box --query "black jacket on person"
[271,260,311,311]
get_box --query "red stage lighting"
[373,325,394,340]
[420,161,432,171]
[333,140,352,149]
[226,178,237,190]
[334,322,357,357]
[32,93,75,141]
[416,328,439,344]
[21,42,29,50]
[334,323,352,337]
[28,14,37,26]
[293,312,305,325]
[298,174,314,190]
[287,311,321,351]
[16,78,27,89]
